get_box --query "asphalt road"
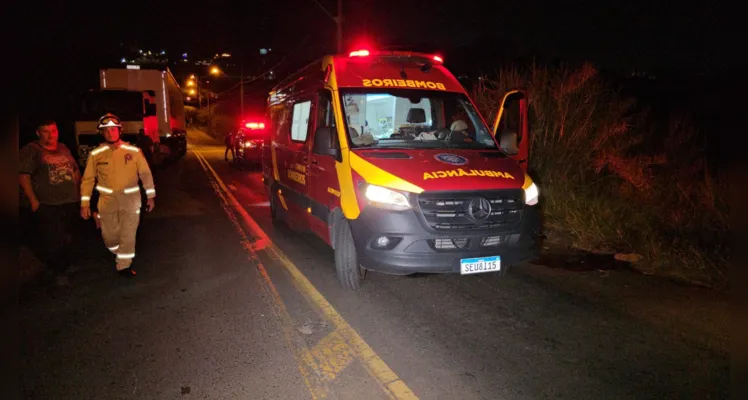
[19,129,729,399]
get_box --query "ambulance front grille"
[417,189,524,232]
[428,235,507,251]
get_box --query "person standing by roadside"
[19,119,80,286]
[224,130,236,163]
[80,114,156,277]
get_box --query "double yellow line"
[193,148,418,400]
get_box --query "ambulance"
[262,48,541,290]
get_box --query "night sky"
[32,0,728,68]
[23,0,733,133]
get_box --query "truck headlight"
[524,182,539,206]
[365,184,411,210]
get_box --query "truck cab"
[99,67,187,161]
[74,89,150,167]
[262,49,541,290]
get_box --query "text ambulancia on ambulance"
[261,47,541,290]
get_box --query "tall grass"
[473,64,728,289]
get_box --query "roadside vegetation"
[185,105,234,140]
[472,64,728,289]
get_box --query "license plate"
[460,256,501,275]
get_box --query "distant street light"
[208,64,246,117]
[187,80,195,87]
[189,89,196,95]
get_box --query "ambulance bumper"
[348,206,542,275]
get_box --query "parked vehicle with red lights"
[234,120,268,167]
[262,48,541,290]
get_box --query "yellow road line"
[193,148,418,400]
[193,149,329,399]
[311,329,355,381]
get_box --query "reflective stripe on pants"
[99,209,140,270]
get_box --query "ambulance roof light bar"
[348,48,444,64]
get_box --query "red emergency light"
[245,122,265,129]
[349,49,370,57]
[349,48,445,64]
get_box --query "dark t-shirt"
[19,141,80,206]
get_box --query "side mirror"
[313,127,339,158]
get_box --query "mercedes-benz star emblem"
[468,197,492,221]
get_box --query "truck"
[100,67,187,160]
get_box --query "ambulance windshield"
[340,90,498,150]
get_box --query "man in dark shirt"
[225,130,236,163]
[19,119,81,285]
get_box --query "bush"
[184,106,199,126]
[473,64,728,289]
[185,105,236,141]
[210,114,235,140]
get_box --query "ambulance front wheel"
[334,219,364,290]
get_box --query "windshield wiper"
[356,146,415,150]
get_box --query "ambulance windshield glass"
[340,90,498,150]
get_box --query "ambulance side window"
[290,100,312,142]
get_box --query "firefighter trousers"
[99,208,141,270]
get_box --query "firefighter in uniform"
[80,114,156,276]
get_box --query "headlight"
[524,182,539,206]
[365,184,411,210]
[243,141,255,148]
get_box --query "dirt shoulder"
[519,258,729,355]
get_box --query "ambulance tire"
[270,191,284,226]
[334,219,363,290]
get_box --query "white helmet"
[98,113,122,129]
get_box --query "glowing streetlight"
[189,89,196,95]
[187,80,195,87]
[210,66,221,75]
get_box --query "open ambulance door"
[492,89,529,171]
